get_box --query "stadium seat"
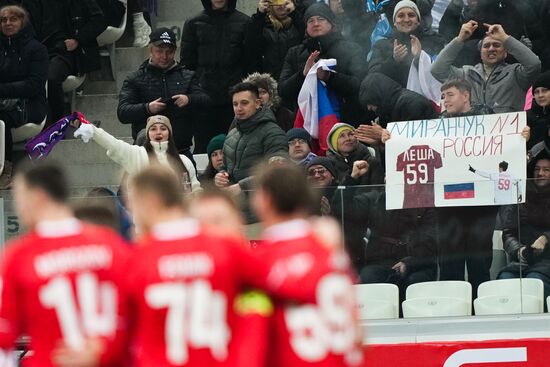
[97,7,128,77]
[474,279,544,315]
[354,283,399,320]
[11,83,48,143]
[62,75,86,93]
[402,281,472,318]
[193,153,209,174]
[0,120,5,176]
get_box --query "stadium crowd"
[1,0,550,363]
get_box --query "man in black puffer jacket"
[180,0,251,153]
[118,28,210,161]
[278,2,367,123]
[359,72,437,126]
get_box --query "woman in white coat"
[74,115,201,192]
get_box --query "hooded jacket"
[117,60,210,150]
[431,36,541,114]
[180,0,250,106]
[527,101,550,150]
[359,73,437,126]
[223,107,288,187]
[326,123,384,186]
[278,31,367,123]
[0,24,48,124]
[368,27,444,88]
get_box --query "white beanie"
[393,0,421,23]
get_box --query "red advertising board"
[364,338,550,366]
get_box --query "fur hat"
[393,0,421,23]
[242,72,281,108]
[146,115,172,135]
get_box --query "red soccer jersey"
[255,220,364,367]
[396,144,443,208]
[0,219,131,367]
[125,218,273,367]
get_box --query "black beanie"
[287,128,312,147]
[304,3,337,25]
[306,157,337,179]
[533,71,550,94]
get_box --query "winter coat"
[245,9,304,80]
[500,181,550,278]
[223,107,288,188]
[278,32,368,123]
[180,0,250,106]
[22,0,106,74]
[431,36,541,113]
[0,25,48,124]
[117,60,210,150]
[359,73,437,126]
[368,28,444,88]
[90,125,201,192]
[527,102,550,150]
[326,138,384,187]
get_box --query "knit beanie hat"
[393,0,421,23]
[287,128,312,147]
[207,134,226,157]
[146,115,173,135]
[306,157,337,178]
[532,71,550,94]
[304,2,337,25]
[327,123,354,153]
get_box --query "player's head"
[128,166,186,231]
[499,161,509,172]
[13,162,69,228]
[441,79,472,115]
[190,188,245,241]
[252,164,314,223]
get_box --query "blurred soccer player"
[252,164,364,367]
[0,163,130,367]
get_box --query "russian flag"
[444,183,475,200]
[295,59,340,154]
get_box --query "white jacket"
[92,126,201,192]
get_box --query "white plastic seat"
[474,279,544,315]
[96,6,127,47]
[11,82,48,143]
[193,153,209,174]
[354,283,399,320]
[402,281,472,318]
[62,74,86,93]
[0,120,5,176]
[547,296,550,312]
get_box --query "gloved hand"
[531,235,548,255]
[74,123,94,143]
[468,164,476,173]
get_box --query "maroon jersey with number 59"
[396,145,442,209]
[0,219,131,367]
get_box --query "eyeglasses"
[307,168,328,177]
[0,16,21,23]
[288,139,307,146]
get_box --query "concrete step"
[115,47,149,92]
[74,94,131,138]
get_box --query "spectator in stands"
[440,78,493,117]
[243,72,294,131]
[215,82,287,195]
[359,72,437,126]
[181,0,250,153]
[21,0,106,122]
[327,123,384,186]
[527,72,550,149]
[499,152,550,300]
[278,2,366,123]
[74,115,201,192]
[200,133,226,184]
[305,157,338,220]
[335,160,437,296]
[287,128,316,166]
[245,0,304,80]
[431,21,541,113]
[0,5,48,190]
[118,28,209,161]
[368,0,444,88]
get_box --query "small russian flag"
[444,183,475,200]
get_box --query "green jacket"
[224,107,288,188]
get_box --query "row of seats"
[356,279,546,320]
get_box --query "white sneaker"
[133,20,152,47]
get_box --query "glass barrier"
[2,177,549,319]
